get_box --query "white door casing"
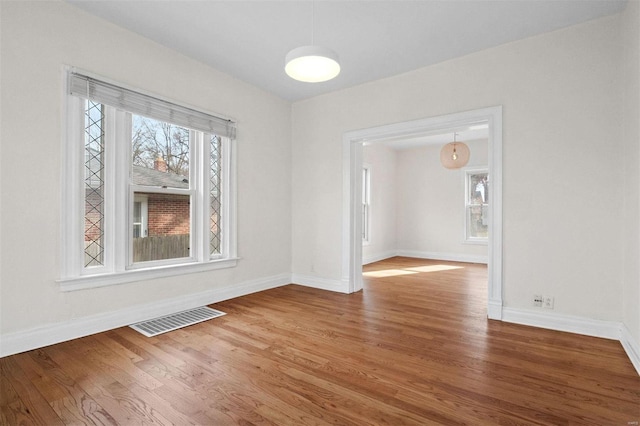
[342,106,503,319]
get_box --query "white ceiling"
[376,125,489,150]
[66,0,627,102]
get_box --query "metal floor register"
[129,306,226,337]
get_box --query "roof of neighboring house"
[132,165,189,189]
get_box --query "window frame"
[132,194,149,239]
[463,167,489,245]
[362,164,371,244]
[59,68,238,291]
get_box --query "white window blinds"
[68,72,236,139]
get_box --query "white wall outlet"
[543,295,554,309]
[533,294,543,307]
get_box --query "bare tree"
[132,116,189,176]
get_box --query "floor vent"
[129,306,226,337]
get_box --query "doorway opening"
[342,106,503,319]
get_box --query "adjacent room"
[361,127,489,266]
[1,0,639,424]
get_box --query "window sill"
[57,258,239,292]
[463,239,488,246]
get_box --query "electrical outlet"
[543,295,554,309]
[533,294,543,307]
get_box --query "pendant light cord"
[311,0,315,45]
[452,133,458,158]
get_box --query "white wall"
[622,0,640,356]
[396,139,488,262]
[292,15,625,322]
[0,2,292,343]
[362,144,397,264]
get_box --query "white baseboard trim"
[0,273,291,358]
[396,250,488,264]
[361,250,488,265]
[502,307,621,340]
[487,299,503,320]
[291,274,350,293]
[362,251,397,265]
[503,307,640,376]
[620,324,640,375]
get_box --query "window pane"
[84,101,105,267]
[133,201,142,238]
[362,167,370,242]
[468,172,488,204]
[130,116,191,263]
[210,135,222,255]
[466,170,489,241]
[362,205,368,240]
[362,168,367,204]
[132,192,190,262]
[467,205,488,238]
[131,115,190,189]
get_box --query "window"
[60,70,237,290]
[130,115,192,264]
[132,195,148,239]
[465,168,489,243]
[362,165,371,243]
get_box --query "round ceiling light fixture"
[285,45,341,83]
[440,133,470,169]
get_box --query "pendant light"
[440,133,470,169]
[285,2,340,83]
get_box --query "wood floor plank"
[17,349,117,425]
[153,333,340,425]
[1,257,639,425]
[0,356,65,426]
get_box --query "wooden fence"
[84,234,190,265]
[133,234,190,262]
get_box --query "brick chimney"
[154,157,168,173]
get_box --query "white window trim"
[59,67,238,291]
[362,164,372,245]
[58,258,240,292]
[218,136,237,259]
[463,166,489,245]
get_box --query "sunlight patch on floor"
[363,269,419,278]
[406,265,464,273]
[363,264,464,277]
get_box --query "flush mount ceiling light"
[285,45,340,83]
[440,133,470,169]
[285,2,340,83]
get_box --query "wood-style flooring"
[1,257,639,425]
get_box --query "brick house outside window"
[84,154,193,262]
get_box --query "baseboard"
[291,274,350,293]
[362,251,397,265]
[620,324,640,375]
[502,307,622,340]
[503,307,640,376]
[362,250,488,265]
[487,299,503,320]
[0,273,291,358]
[396,250,488,264]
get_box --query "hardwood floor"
[2,257,639,425]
